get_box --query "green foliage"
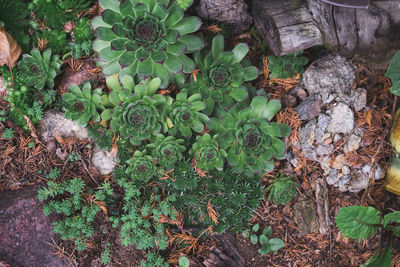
[2,128,14,139]
[126,150,157,182]
[0,110,6,122]
[266,173,298,205]
[188,35,258,115]
[165,91,209,137]
[87,123,113,150]
[190,133,227,171]
[71,18,93,58]
[0,0,30,51]
[18,48,61,90]
[336,206,400,266]
[46,168,61,180]
[165,161,265,232]
[101,242,112,265]
[179,256,190,267]
[29,0,91,29]
[146,134,185,170]
[177,0,193,10]
[242,224,284,255]
[385,50,400,95]
[208,94,291,176]
[141,252,168,267]
[38,177,101,251]
[109,77,166,146]
[68,151,82,162]
[62,82,105,127]
[92,0,205,88]
[268,51,308,79]
[35,30,67,55]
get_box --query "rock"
[349,88,367,112]
[345,134,362,153]
[342,166,351,175]
[316,144,334,156]
[326,103,354,135]
[361,164,385,180]
[91,148,117,176]
[333,134,342,143]
[56,148,69,161]
[295,96,322,120]
[303,54,357,105]
[38,110,88,142]
[291,82,308,100]
[196,0,252,35]
[331,154,346,169]
[293,196,320,237]
[326,169,339,185]
[281,94,297,108]
[315,114,330,144]
[0,186,70,267]
[299,119,317,160]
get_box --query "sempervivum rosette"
[92,0,205,88]
[190,134,227,171]
[126,150,157,181]
[18,48,61,90]
[208,95,291,177]
[187,35,258,115]
[146,134,185,169]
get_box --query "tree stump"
[253,0,400,64]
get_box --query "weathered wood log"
[203,234,245,267]
[253,0,400,63]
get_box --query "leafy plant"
[177,0,193,10]
[188,35,258,115]
[92,0,205,88]
[268,51,308,79]
[0,110,6,122]
[71,18,93,58]
[336,206,400,266]
[146,134,185,170]
[165,91,209,137]
[126,150,157,182]
[179,256,190,267]
[208,94,291,176]
[242,224,284,255]
[190,133,227,171]
[35,30,67,55]
[38,177,101,250]
[266,173,298,205]
[2,128,14,139]
[68,151,82,162]
[108,77,166,146]
[18,48,62,90]
[62,82,105,127]
[385,50,400,96]
[101,242,111,265]
[141,252,168,267]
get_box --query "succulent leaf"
[126,150,157,182]
[146,134,185,169]
[190,134,227,171]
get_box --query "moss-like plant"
[18,48,61,90]
[187,35,258,115]
[190,133,227,171]
[165,91,209,137]
[62,82,105,127]
[208,95,291,176]
[92,0,205,88]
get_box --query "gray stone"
[332,154,346,169]
[38,110,88,142]
[91,148,117,176]
[196,0,252,35]
[333,134,342,143]
[345,134,362,153]
[291,82,308,100]
[316,144,334,156]
[349,88,367,112]
[295,96,322,120]
[315,114,330,144]
[342,166,351,175]
[337,174,351,185]
[293,196,320,237]
[303,54,357,105]
[326,169,339,185]
[299,119,317,159]
[327,103,354,134]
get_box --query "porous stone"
[196,0,252,34]
[345,134,362,153]
[316,144,334,156]
[326,169,339,185]
[326,103,354,135]
[0,186,70,267]
[299,119,317,159]
[91,148,117,176]
[315,114,330,144]
[38,110,88,142]
[303,54,357,105]
[293,196,320,237]
[349,88,367,112]
[331,154,346,169]
[295,96,322,120]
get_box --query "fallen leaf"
[0,27,21,68]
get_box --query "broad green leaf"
[250,234,258,245]
[268,238,284,251]
[164,54,183,73]
[101,109,113,121]
[361,243,392,267]
[242,229,250,239]
[212,35,225,60]
[106,74,122,91]
[252,223,260,232]
[229,87,248,102]
[172,16,202,35]
[259,234,268,244]
[179,256,190,267]
[243,66,259,81]
[109,91,121,106]
[336,206,381,240]
[390,80,400,96]
[232,43,249,64]
[147,77,161,95]
[382,211,400,228]
[385,50,400,83]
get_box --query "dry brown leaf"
[0,27,21,68]
[207,200,219,225]
[23,115,40,144]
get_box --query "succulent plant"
[165,91,209,137]
[190,134,227,171]
[268,51,308,79]
[18,48,61,90]
[146,134,185,169]
[92,0,205,88]
[126,150,157,182]
[208,95,291,176]
[267,174,298,205]
[62,82,105,127]
[187,35,258,115]
[108,76,167,146]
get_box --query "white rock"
[326,103,354,135]
[345,134,362,153]
[91,148,117,176]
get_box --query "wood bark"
[253,0,400,64]
[203,234,245,267]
